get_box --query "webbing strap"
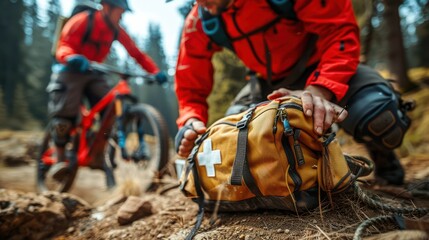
[230,128,248,185]
[82,11,95,44]
[230,107,263,196]
[182,136,207,240]
[281,136,302,192]
[185,159,205,240]
[230,127,263,196]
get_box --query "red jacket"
[56,11,159,74]
[175,0,360,127]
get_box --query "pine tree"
[138,24,178,136]
[143,23,169,72]
[45,0,61,39]
[0,88,7,128]
[10,84,36,130]
[0,0,26,116]
[23,0,56,125]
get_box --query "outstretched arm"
[174,5,222,157]
[117,28,160,74]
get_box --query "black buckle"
[236,107,255,129]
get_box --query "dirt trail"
[1,117,429,239]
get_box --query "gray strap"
[230,127,249,185]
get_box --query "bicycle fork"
[115,96,129,160]
[114,96,146,162]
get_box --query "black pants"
[228,64,410,151]
[47,70,110,121]
[229,64,386,109]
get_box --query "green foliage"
[9,84,40,130]
[0,0,26,116]
[0,88,7,128]
[143,23,169,72]
[207,50,247,125]
[139,23,178,137]
[351,0,373,28]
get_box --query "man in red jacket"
[174,0,411,185]
[47,0,167,174]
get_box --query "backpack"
[198,0,318,87]
[51,2,118,56]
[180,96,361,239]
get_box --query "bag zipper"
[277,103,304,192]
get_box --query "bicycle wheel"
[36,130,78,193]
[107,103,170,191]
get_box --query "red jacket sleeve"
[118,28,160,74]
[175,6,222,127]
[296,0,360,101]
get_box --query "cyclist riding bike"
[174,0,412,186]
[47,0,167,178]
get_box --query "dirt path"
[1,129,429,239]
[0,162,113,205]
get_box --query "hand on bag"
[175,119,206,158]
[154,71,168,84]
[65,55,90,73]
[268,85,348,136]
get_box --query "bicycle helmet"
[101,0,132,11]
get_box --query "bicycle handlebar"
[90,62,157,83]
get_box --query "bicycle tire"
[106,103,170,191]
[36,130,78,193]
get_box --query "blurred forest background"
[0,0,428,136]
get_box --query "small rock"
[157,233,165,239]
[276,229,283,233]
[285,229,290,234]
[117,196,153,225]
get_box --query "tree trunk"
[381,0,418,92]
[360,0,376,64]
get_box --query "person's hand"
[268,86,348,136]
[65,55,89,73]
[175,119,207,158]
[154,71,168,84]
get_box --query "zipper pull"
[273,110,280,134]
[293,129,305,166]
[280,108,293,136]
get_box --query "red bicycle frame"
[42,79,132,167]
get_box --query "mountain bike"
[36,63,170,193]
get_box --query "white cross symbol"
[197,139,221,177]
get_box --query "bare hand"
[267,86,348,135]
[177,120,206,158]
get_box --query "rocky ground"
[1,88,429,240]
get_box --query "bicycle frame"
[41,76,133,167]
[76,80,132,166]
[38,63,169,193]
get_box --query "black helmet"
[101,0,132,12]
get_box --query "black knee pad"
[340,84,411,150]
[50,118,73,147]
